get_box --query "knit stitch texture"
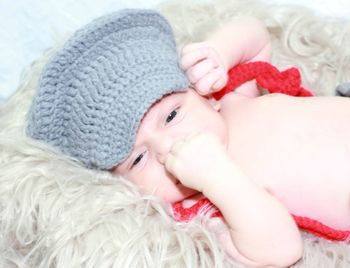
[26,9,189,170]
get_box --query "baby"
[26,9,350,268]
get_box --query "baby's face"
[113,88,228,203]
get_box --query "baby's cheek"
[139,164,171,192]
[119,170,151,192]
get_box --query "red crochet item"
[172,61,350,242]
[212,61,313,100]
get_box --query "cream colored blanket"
[0,0,350,267]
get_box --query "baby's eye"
[166,108,179,123]
[132,152,144,167]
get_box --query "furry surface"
[0,0,350,267]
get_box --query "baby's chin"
[158,184,199,204]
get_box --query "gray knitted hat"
[26,9,189,170]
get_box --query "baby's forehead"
[143,92,182,119]
[153,91,180,106]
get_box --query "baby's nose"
[154,135,174,164]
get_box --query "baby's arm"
[181,17,271,97]
[206,17,271,69]
[204,163,302,267]
[166,133,302,267]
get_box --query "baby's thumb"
[164,153,187,186]
[164,153,177,176]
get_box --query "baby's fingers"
[195,68,228,94]
[181,42,208,54]
[181,44,210,70]
[186,58,218,83]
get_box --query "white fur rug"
[1,0,350,267]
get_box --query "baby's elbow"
[225,235,303,268]
[270,238,303,268]
[249,242,303,268]
[285,240,304,266]
[242,235,303,267]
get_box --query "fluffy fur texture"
[1,0,350,267]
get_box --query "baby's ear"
[207,96,221,111]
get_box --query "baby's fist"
[165,133,230,193]
[180,42,228,95]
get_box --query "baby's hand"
[165,133,231,193]
[180,42,228,95]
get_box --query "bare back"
[220,93,350,230]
